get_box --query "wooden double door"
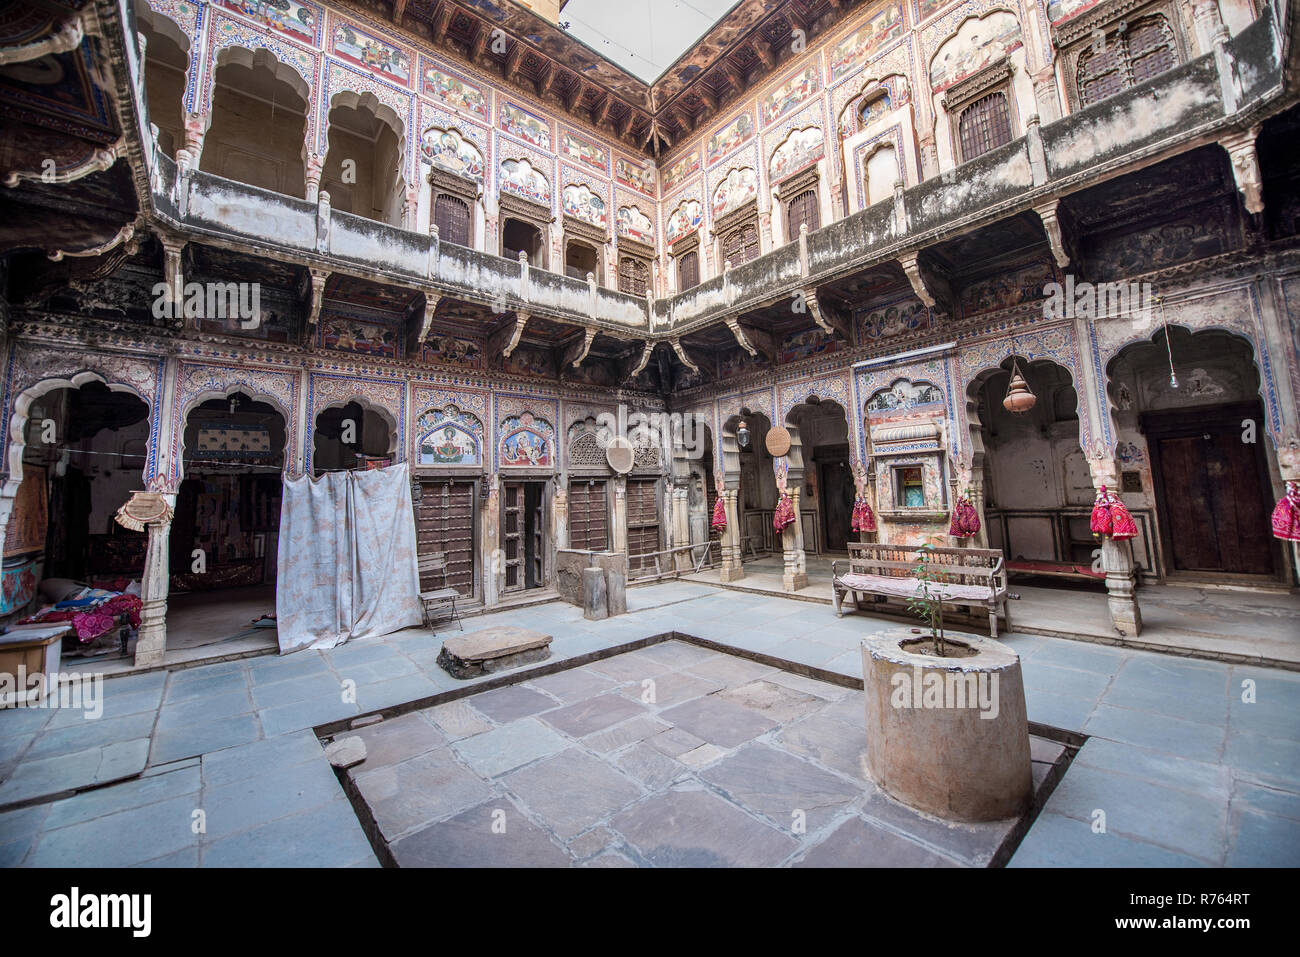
[1145,402,1276,578]
[568,479,609,551]
[626,478,661,568]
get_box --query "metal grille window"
[1076,14,1179,107]
[618,256,650,297]
[785,188,820,242]
[433,193,470,246]
[677,249,699,291]
[957,91,1012,163]
[722,221,761,266]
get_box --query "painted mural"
[707,113,754,167]
[421,127,484,181]
[768,126,824,183]
[320,315,399,358]
[930,12,1022,89]
[332,23,411,86]
[761,65,821,126]
[421,333,484,369]
[829,5,905,82]
[422,65,488,120]
[961,261,1055,317]
[666,198,703,245]
[859,300,930,339]
[617,205,654,244]
[779,328,840,364]
[662,151,700,192]
[562,183,607,228]
[866,380,945,421]
[500,413,554,467]
[501,102,551,150]
[219,0,320,45]
[561,130,608,173]
[711,167,759,219]
[505,346,555,378]
[415,406,482,466]
[500,158,550,205]
[615,157,656,196]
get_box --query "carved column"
[918,130,940,180]
[612,476,628,556]
[1032,67,1061,124]
[182,112,205,165]
[115,491,176,667]
[672,485,691,571]
[482,474,501,607]
[782,487,808,592]
[304,152,324,203]
[1087,452,1143,637]
[719,489,744,582]
[1191,0,1227,52]
[553,484,569,550]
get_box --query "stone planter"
[860,631,1032,822]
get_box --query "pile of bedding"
[19,579,143,643]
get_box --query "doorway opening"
[502,480,546,592]
[787,397,851,554]
[502,218,546,267]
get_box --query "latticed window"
[433,193,470,246]
[618,256,649,297]
[677,249,699,291]
[957,91,1012,163]
[785,188,820,242]
[1076,14,1179,107]
[722,221,760,266]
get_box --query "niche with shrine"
[864,379,951,533]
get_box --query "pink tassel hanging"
[710,495,727,532]
[961,496,981,537]
[773,491,796,532]
[851,496,876,533]
[1091,486,1114,538]
[948,492,980,539]
[1272,481,1300,542]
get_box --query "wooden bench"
[417,552,462,632]
[832,543,1011,638]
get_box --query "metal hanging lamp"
[1002,359,1037,414]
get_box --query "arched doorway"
[313,400,396,475]
[1107,327,1280,581]
[786,397,853,553]
[168,391,286,651]
[723,410,775,554]
[566,416,612,551]
[201,48,309,197]
[503,218,547,266]
[322,92,406,226]
[564,238,601,282]
[3,382,150,655]
[970,357,1102,583]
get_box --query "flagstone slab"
[392,799,571,868]
[437,627,553,679]
[610,786,798,867]
[659,695,777,749]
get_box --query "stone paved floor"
[343,644,1066,867]
[1,579,1297,866]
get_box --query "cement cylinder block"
[860,631,1032,822]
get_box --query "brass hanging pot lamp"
[1002,359,1037,414]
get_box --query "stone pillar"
[782,488,808,592]
[403,186,420,230]
[305,152,324,203]
[1087,455,1142,636]
[918,130,940,180]
[116,490,177,667]
[1191,0,1227,52]
[719,488,744,582]
[182,111,205,165]
[612,476,628,556]
[482,475,501,607]
[672,485,691,571]
[1031,67,1061,124]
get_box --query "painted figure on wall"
[333,24,411,85]
[501,103,551,150]
[769,127,824,183]
[423,66,488,119]
[929,12,1022,89]
[419,424,479,466]
[829,5,904,82]
[665,198,703,244]
[617,205,654,244]
[500,413,554,467]
[707,113,754,166]
[500,158,550,205]
[563,183,607,228]
[562,131,608,173]
[712,167,759,218]
[421,127,484,181]
[616,157,656,196]
[662,151,700,193]
[220,0,319,44]
[761,65,821,126]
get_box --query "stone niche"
[870,422,950,534]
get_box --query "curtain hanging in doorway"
[276,462,423,654]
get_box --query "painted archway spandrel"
[171,362,301,480]
[10,349,161,409]
[309,374,402,424]
[204,14,321,142]
[778,373,851,424]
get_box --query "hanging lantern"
[1002,360,1037,414]
[736,419,750,449]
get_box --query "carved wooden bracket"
[1033,199,1073,268]
[628,340,656,378]
[488,312,529,359]
[803,290,854,342]
[307,269,329,326]
[897,252,952,314]
[1220,126,1264,215]
[0,17,84,67]
[669,337,699,374]
[725,317,758,356]
[564,327,597,368]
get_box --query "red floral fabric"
[1272,481,1300,542]
[773,492,796,532]
[711,496,727,532]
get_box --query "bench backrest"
[847,542,1004,588]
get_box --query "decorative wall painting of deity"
[617,205,654,244]
[220,0,320,44]
[615,157,656,196]
[711,167,758,218]
[418,424,479,466]
[662,151,699,192]
[332,24,411,86]
[761,65,821,126]
[500,158,550,205]
[501,424,552,467]
[768,127,824,183]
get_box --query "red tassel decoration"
[1272,481,1300,542]
[773,492,796,532]
[1109,496,1138,540]
[851,497,876,533]
[710,496,727,532]
[1091,486,1114,538]
[948,492,980,539]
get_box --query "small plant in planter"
[903,544,974,659]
